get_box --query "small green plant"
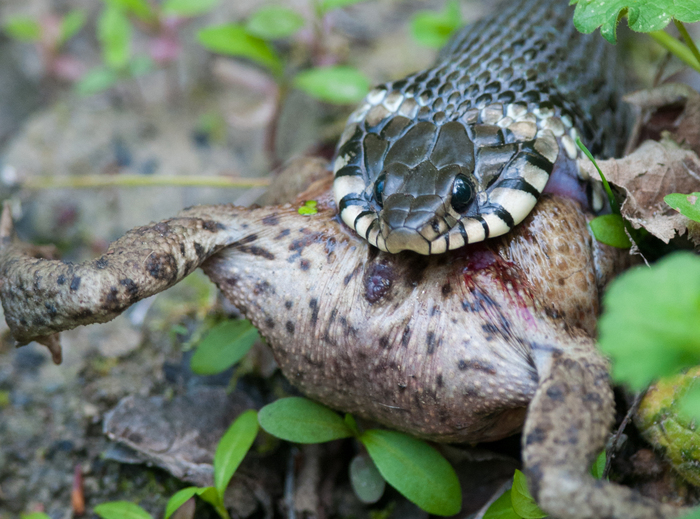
[94,409,259,519]
[665,192,700,223]
[20,513,52,519]
[3,10,87,82]
[258,397,462,516]
[190,319,259,375]
[298,200,318,215]
[78,0,221,95]
[483,453,606,518]
[570,0,700,73]
[575,138,632,249]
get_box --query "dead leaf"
[579,139,700,245]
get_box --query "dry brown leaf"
[579,139,700,245]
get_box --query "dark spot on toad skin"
[526,427,547,445]
[364,262,395,303]
[44,301,57,317]
[153,222,170,235]
[457,359,497,374]
[237,245,275,260]
[285,300,293,309]
[300,259,310,271]
[324,237,337,256]
[95,257,109,269]
[275,228,291,240]
[430,305,440,316]
[482,323,501,337]
[240,234,258,244]
[546,384,565,401]
[120,278,139,302]
[194,242,204,259]
[309,298,319,326]
[74,308,93,319]
[57,275,66,285]
[146,253,178,282]
[344,265,362,286]
[179,243,185,255]
[441,283,452,297]
[201,220,224,232]
[254,281,273,295]
[285,321,295,334]
[401,325,411,346]
[379,335,390,349]
[426,332,436,354]
[290,232,325,254]
[436,374,443,387]
[264,317,275,329]
[70,276,81,292]
[262,214,280,226]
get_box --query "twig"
[20,174,270,190]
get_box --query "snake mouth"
[379,193,456,254]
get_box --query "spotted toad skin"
[0,169,680,518]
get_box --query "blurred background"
[0,1,697,517]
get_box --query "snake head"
[333,99,558,255]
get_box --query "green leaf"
[98,5,133,70]
[103,0,154,21]
[4,17,42,41]
[511,470,546,519]
[410,0,462,48]
[483,490,521,519]
[576,137,619,214]
[298,200,318,215]
[94,501,153,519]
[591,451,606,480]
[190,319,259,375]
[165,487,199,519]
[571,0,700,43]
[190,486,229,519]
[20,514,52,519]
[360,429,461,516]
[76,68,119,95]
[320,0,368,13]
[589,214,632,248]
[246,7,305,40]
[665,192,700,223]
[215,410,259,498]
[349,453,386,504]
[681,508,700,519]
[197,24,282,75]
[258,397,354,443]
[293,66,370,104]
[59,10,86,45]
[162,0,220,17]
[599,252,700,390]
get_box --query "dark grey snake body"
[333,0,628,254]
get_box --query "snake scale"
[333,0,627,254]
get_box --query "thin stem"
[673,19,700,71]
[649,30,700,74]
[20,174,271,190]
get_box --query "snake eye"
[374,174,386,207]
[451,174,474,213]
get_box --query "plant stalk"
[673,20,700,71]
[649,30,700,74]
[20,174,270,190]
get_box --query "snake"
[332,0,628,255]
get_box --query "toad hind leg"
[523,340,681,519]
